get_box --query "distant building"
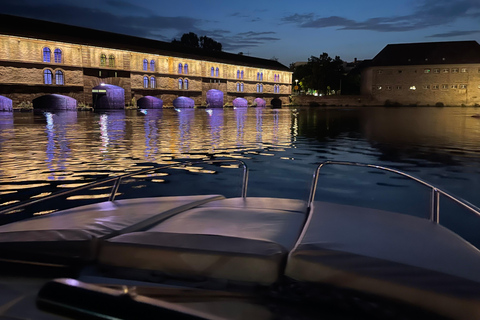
[0,14,292,107]
[362,41,480,106]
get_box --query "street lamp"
[295,79,298,95]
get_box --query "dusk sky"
[2,0,480,66]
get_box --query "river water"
[1,106,480,241]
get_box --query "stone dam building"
[0,14,292,109]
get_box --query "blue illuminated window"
[178,63,183,74]
[54,49,62,63]
[240,83,244,92]
[211,67,214,77]
[150,60,155,72]
[184,79,189,90]
[43,69,53,84]
[178,79,183,89]
[108,55,115,67]
[257,72,259,80]
[143,76,148,88]
[143,59,148,71]
[236,83,240,92]
[256,84,260,92]
[43,47,51,63]
[260,84,263,92]
[100,54,106,66]
[215,67,219,77]
[237,70,240,79]
[260,72,263,81]
[150,76,156,88]
[55,70,64,85]
[241,70,244,79]
[184,64,188,74]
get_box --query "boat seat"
[285,201,480,319]
[0,195,224,263]
[98,197,307,285]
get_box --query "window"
[422,85,430,89]
[260,72,263,81]
[240,83,244,92]
[43,69,53,84]
[260,84,263,92]
[409,86,416,90]
[237,70,240,79]
[442,84,448,89]
[143,59,148,71]
[211,67,214,77]
[236,83,240,92]
[461,68,467,73]
[143,76,148,88]
[55,70,64,85]
[460,84,467,89]
[149,77,155,89]
[442,68,449,73]
[451,68,458,73]
[256,84,260,92]
[432,85,439,90]
[43,47,51,62]
[396,85,402,90]
[257,72,260,80]
[377,86,382,90]
[274,74,277,82]
[54,49,62,63]
[184,79,189,90]
[451,84,458,89]
[150,60,155,72]
[377,69,383,74]
[424,69,431,74]
[100,54,107,66]
[215,67,219,77]
[178,79,183,90]
[184,64,188,74]
[178,63,183,74]
[386,86,392,90]
[433,69,440,73]
[108,55,115,67]
[241,70,244,79]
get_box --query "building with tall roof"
[361,41,480,106]
[0,14,292,107]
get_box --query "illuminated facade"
[362,41,480,106]
[0,15,292,107]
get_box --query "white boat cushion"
[0,195,224,262]
[285,201,480,319]
[99,197,306,285]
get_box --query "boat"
[0,159,479,320]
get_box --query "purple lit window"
[150,76,156,88]
[184,64,188,74]
[143,76,148,88]
[256,84,260,92]
[257,72,259,80]
[237,70,240,79]
[43,69,53,84]
[178,63,183,74]
[240,83,244,92]
[236,83,240,92]
[54,49,62,63]
[241,70,244,79]
[55,70,64,85]
[215,67,219,77]
[43,47,51,63]
[100,54,106,66]
[260,84,263,92]
[150,60,155,72]
[260,72,263,81]
[184,79,189,90]
[108,55,115,67]
[211,67,214,77]
[178,79,183,89]
[143,59,148,71]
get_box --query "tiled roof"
[370,41,480,66]
[0,14,290,71]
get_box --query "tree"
[172,33,222,52]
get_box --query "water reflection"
[141,109,162,160]
[234,107,247,147]
[207,108,224,152]
[99,111,126,154]
[177,108,194,154]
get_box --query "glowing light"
[67,193,120,200]
[30,192,52,199]
[0,200,20,206]
[33,209,57,216]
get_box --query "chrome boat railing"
[308,161,480,224]
[0,159,249,216]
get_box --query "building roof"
[0,14,290,72]
[370,41,480,67]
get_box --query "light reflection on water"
[1,106,480,220]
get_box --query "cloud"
[427,30,480,38]
[282,0,480,32]
[219,30,281,51]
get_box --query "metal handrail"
[308,161,480,223]
[0,159,248,216]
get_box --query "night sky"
[2,0,480,66]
